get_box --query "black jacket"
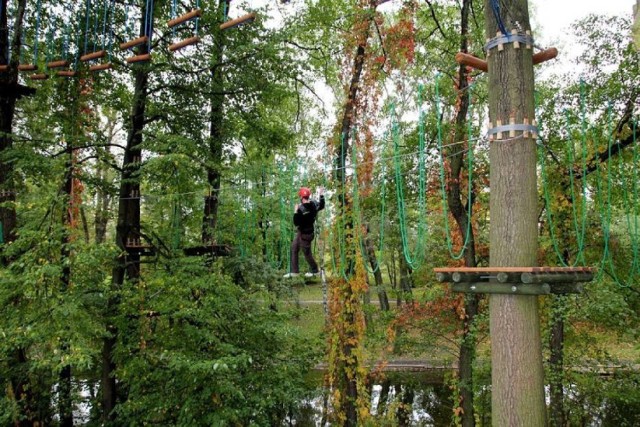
[293,196,325,234]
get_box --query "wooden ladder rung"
[89,63,112,72]
[56,70,77,77]
[80,50,106,62]
[0,65,8,72]
[29,73,48,80]
[220,12,256,30]
[47,59,69,69]
[18,64,37,72]
[126,53,152,64]
[169,36,200,52]
[167,9,202,28]
[120,36,149,51]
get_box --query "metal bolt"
[511,286,517,292]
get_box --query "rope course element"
[124,0,154,63]
[167,0,201,52]
[18,0,43,72]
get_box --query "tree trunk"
[447,1,479,425]
[102,4,151,420]
[364,233,389,310]
[549,295,566,427]
[3,2,40,425]
[202,0,230,243]
[398,247,413,304]
[331,2,378,425]
[485,1,546,425]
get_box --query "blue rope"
[34,0,42,62]
[84,0,91,55]
[101,0,108,50]
[195,0,200,36]
[490,0,507,35]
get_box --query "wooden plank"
[126,53,152,64]
[0,65,7,72]
[47,59,69,69]
[521,272,594,284]
[120,35,149,51]
[80,50,106,62]
[18,64,37,72]
[29,73,48,80]
[167,9,202,28]
[89,63,112,72]
[532,47,558,66]
[57,70,77,77]
[168,36,200,52]
[220,12,256,30]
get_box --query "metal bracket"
[488,123,539,141]
[485,31,534,52]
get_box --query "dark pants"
[290,231,318,273]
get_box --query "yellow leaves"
[454,406,465,417]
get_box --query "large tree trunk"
[398,247,413,304]
[102,5,151,420]
[485,1,546,425]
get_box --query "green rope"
[391,102,426,269]
[435,76,474,260]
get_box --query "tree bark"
[447,1,479,425]
[364,233,389,310]
[202,0,230,243]
[485,1,546,425]
[102,4,152,420]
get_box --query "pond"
[287,368,640,426]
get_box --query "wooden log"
[29,73,48,80]
[18,64,37,72]
[452,272,493,283]
[126,53,152,64]
[89,63,112,72]
[57,70,77,77]
[120,36,149,51]
[0,65,8,72]
[168,36,200,52]
[521,272,593,284]
[47,59,69,69]
[434,266,596,273]
[435,272,452,283]
[455,52,488,72]
[80,50,106,62]
[496,272,523,283]
[548,283,584,294]
[167,9,202,28]
[220,12,256,31]
[532,47,558,65]
[452,282,551,295]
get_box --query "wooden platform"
[434,266,595,295]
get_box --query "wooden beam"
[119,36,149,51]
[56,70,77,77]
[168,36,200,52]
[29,73,48,80]
[0,65,8,72]
[80,50,106,62]
[455,52,488,72]
[220,12,256,31]
[17,64,37,72]
[89,63,112,72]
[47,60,69,69]
[532,47,558,65]
[126,54,152,64]
[167,9,202,28]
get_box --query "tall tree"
[485,0,546,424]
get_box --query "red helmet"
[298,187,311,198]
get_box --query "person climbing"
[284,186,325,278]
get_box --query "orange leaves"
[384,17,416,70]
